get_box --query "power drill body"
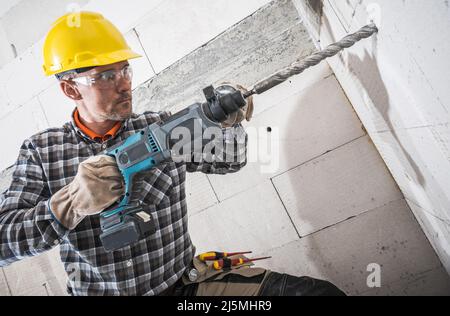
[99,85,246,252]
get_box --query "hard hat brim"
[44,49,142,76]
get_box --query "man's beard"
[100,102,133,121]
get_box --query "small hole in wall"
[11,44,17,58]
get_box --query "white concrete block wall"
[2,247,67,296]
[0,268,11,295]
[37,82,75,128]
[0,0,21,16]
[189,181,301,255]
[0,43,54,115]
[82,0,164,34]
[272,136,403,236]
[0,97,48,169]
[0,0,21,66]
[185,172,218,216]
[124,30,156,89]
[0,24,14,68]
[189,58,448,294]
[0,0,89,60]
[363,266,450,296]
[309,0,450,274]
[134,0,271,73]
[259,199,447,295]
[207,70,365,201]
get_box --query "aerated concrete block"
[0,0,21,17]
[361,266,450,296]
[257,199,445,295]
[0,97,49,170]
[372,128,450,224]
[188,181,299,255]
[0,24,14,69]
[272,135,403,236]
[135,0,270,73]
[0,43,53,112]
[186,172,219,216]
[207,75,366,201]
[132,0,316,114]
[0,0,89,56]
[82,0,163,34]
[2,247,66,296]
[0,268,11,296]
[124,30,156,90]
[406,199,450,275]
[37,83,74,128]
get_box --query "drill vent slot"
[148,135,159,152]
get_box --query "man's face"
[63,61,133,121]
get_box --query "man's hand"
[221,84,254,128]
[49,155,124,230]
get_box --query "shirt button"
[126,260,132,267]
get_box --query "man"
[0,11,344,296]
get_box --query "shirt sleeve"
[185,124,248,175]
[0,139,69,267]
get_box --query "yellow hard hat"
[42,11,141,76]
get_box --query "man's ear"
[59,80,83,101]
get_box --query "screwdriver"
[213,256,272,270]
[199,251,252,262]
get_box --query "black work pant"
[162,271,346,296]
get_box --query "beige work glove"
[49,155,124,230]
[221,84,254,128]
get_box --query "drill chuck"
[202,85,247,123]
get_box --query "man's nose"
[116,76,131,93]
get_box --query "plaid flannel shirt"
[0,110,247,295]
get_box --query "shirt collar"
[72,108,122,142]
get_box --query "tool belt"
[162,252,346,296]
[175,253,268,296]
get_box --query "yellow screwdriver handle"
[199,252,220,261]
[199,252,233,261]
[213,261,221,270]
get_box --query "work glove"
[220,84,254,128]
[49,155,124,230]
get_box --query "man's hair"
[55,66,95,80]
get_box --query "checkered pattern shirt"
[0,110,247,295]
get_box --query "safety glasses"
[70,65,133,89]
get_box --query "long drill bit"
[243,23,378,98]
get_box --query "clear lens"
[123,66,133,81]
[71,65,133,89]
[97,70,117,82]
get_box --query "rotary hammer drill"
[99,84,248,252]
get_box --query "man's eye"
[98,71,116,81]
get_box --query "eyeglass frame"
[64,64,133,89]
